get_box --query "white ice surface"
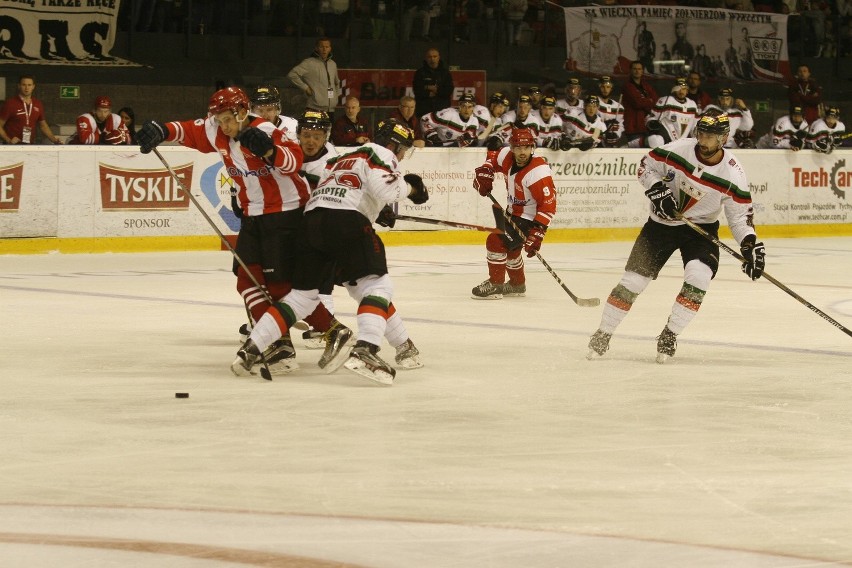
[1,238,851,567]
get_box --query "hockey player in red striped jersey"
[471,127,557,299]
[587,113,766,363]
[137,86,346,376]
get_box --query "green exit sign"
[60,86,80,99]
[755,101,770,112]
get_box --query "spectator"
[388,95,426,147]
[421,93,479,147]
[331,96,372,146]
[118,107,138,145]
[0,74,62,145]
[318,0,350,38]
[788,64,822,124]
[286,37,342,114]
[370,0,397,40]
[686,71,713,114]
[68,96,130,145]
[622,61,658,147]
[504,0,528,46]
[412,47,454,117]
[756,106,809,150]
[402,1,437,41]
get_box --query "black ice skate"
[394,338,423,370]
[318,320,354,372]
[231,338,262,377]
[343,340,396,385]
[586,330,613,360]
[263,334,299,375]
[655,326,678,364]
[471,279,503,300]
[502,281,526,297]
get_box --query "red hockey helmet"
[94,96,112,109]
[510,127,536,148]
[208,87,250,116]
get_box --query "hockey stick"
[486,193,600,307]
[395,214,497,232]
[679,216,852,339]
[151,148,274,379]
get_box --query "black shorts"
[492,206,534,251]
[291,208,388,291]
[233,209,304,282]
[625,218,721,279]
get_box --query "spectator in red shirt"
[621,60,658,147]
[0,75,62,145]
[331,96,372,146]
[388,96,425,148]
[788,64,822,124]
[686,71,713,114]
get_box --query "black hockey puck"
[175,392,189,399]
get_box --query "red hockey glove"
[523,224,546,257]
[103,129,126,145]
[473,164,494,196]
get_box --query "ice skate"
[394,338,423,370]
[655,326,677,364]
[343,341,395,385]
[586,330,612,360]
[318,320,354,372]
[231,338,262,377]
[502,281,526,297]
[471,279,503,300]
[262,334,299,375]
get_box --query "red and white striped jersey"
[486,147,557,228]
[74,112,129,145]
[164,115,308,217]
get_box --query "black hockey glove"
[485,135,504,151]
[238,127,276,160]
[230,187,243,219]
[790,131,805,151]
[137,120,167,154]
[740,234,766,280]
[376,204,397,228]
[646,119,664,134]
[645,181,678,221]
[577,138,595,151]
[559,134,575,151]
[543,136,561,150]
[813,136,834,154]
[404,174,429,204]
[425,132,443,147]
[603,131,620,146]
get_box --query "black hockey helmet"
[374,118,415,151]
[297,110,331,134]
[696,112,730,135]
[490,92,509,106]
[250,85,281,108]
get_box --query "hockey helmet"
[458,93,476,106]
[696,112,730,135]
[297,110,331,133]
[94,96,112,109]
[585,95,600,107]
[509,127,536,148]
[374,118,416,150]
[490,92,509,106]
[517,95,532,106]
[718,87,734,97]
[598,75,613,86]
[250,85,281,108]
[208,87,250,116]
[790,105,803,116]
[540,96,556,107]
[826,106,840,118]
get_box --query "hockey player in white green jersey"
[587,113,766,363]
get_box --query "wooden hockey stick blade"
[395,214,497,232]
[486,194,600,307]
[679,216,852,338]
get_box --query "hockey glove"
[646,119,664,134]
[103,129,127,145]
[238,127,276,160]
[473,164,494,196]
[813,136,834,154]
[137,120,167,154]
[577,138,595,151]
[230,187,243,219]
[603,131,620,146]
[543,136,561,150]
[376,204,397,228]
[523,223,546,258]
[425,132,443,147]
[559,134,576,151]
[404,174,429,204]
[455,131,476,148]
[485,135,504,151]
[790,131,805,151]
[740,234,766,280]
[645,181,678,221]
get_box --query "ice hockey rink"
[2,236,851,567]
